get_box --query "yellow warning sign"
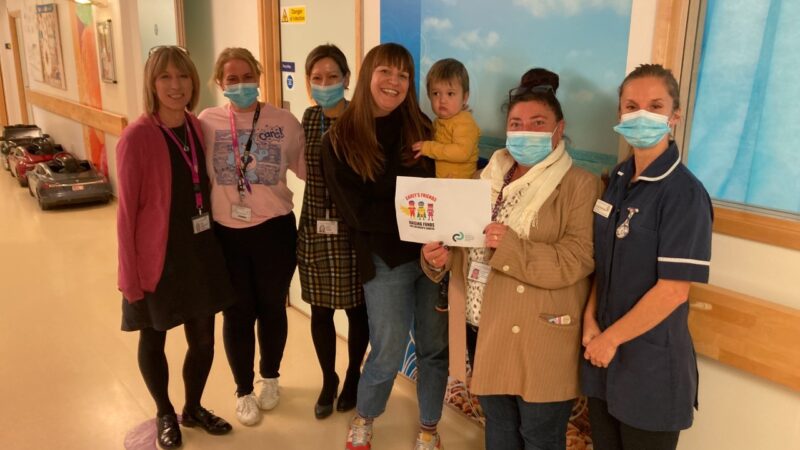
[280,6,306,24]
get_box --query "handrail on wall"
[25,88,127,136]
[689,283,800,392]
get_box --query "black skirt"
[121,126,234,332]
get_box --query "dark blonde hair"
[329,43,432,182]
[618,64,680,111]
[425,58,469,96]
[143,46,200,114]
[211,47,263,87]
[304,44,350,80]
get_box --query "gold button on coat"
[502,265,510,272]
[511,325,521,334]
[516,285,525,293]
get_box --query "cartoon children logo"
[399,192,437,230]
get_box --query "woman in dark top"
[297,44,369,419]
[321,43,448,450]
[581,64,713,450]
[116,46,233,449]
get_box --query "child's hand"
[412,141,424,159]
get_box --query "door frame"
[8,10,29,124]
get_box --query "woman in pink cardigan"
[116,46,234,449]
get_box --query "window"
[661,0,800,250]
[685,0,799,216]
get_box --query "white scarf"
[480,140,572,238]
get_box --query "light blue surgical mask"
[311,82,345,109]
[224,83,259,108]
[613,109,671,149]
[506,130,553,166]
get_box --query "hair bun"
[520,68,559,93]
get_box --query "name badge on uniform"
[593,199,613,218]
[467,261,491,284]
[192,212,211,234]
[316,220,339,235]
[231,204,252,222]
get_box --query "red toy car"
[7,140,63,187]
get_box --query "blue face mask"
[613,109,671,149]
[311,82,345,109]
[505,130,554,166]
[224,83,259,108]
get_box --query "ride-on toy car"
[7,139,63,187]
[1,124,51,172]
[26,152,112,210]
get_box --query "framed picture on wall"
[96,20,116,83]
[35,3,66,90]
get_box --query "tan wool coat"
[425,165,603,403]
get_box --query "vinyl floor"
[0,171,484,449]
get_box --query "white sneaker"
[256,377,280,410]
[414,431,443,450]
[345,416,373,450]
[235,393,261,426]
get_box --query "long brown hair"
[329,43,432,182]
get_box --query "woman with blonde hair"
[321,43,448,450]
[117,46,233,449]
[198,47,305,426]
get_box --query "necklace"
[172,123,190,153]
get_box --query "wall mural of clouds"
[383,0,632,175]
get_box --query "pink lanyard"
[228,103,261,200]
[156,113,204,214]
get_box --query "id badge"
[593,199,613,218]
[467,261,491,284]
[192,212,211,234]
[316,220,339,235]
[231,204,252,222]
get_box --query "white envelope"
[395,176,492,247]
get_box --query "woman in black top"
[321,43,449,450]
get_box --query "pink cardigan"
[116,113,204,301]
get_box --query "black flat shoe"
[336,373,359,412]
[156,414,182,449]
[314,375,339,420]
[181,406,232,435]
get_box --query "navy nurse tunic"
[581,142,713,432]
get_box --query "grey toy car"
[26,152,112,210]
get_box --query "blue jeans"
[357,255,449,425]
[479,395,574,450]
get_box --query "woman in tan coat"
[423,69,602,450]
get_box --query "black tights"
[310,304,369,397]
[137,315,216,417]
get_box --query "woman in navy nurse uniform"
[580,64,713,450]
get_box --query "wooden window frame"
[652,0,800,252]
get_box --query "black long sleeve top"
[321,109,434,282]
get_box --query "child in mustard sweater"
[413,58,480,311]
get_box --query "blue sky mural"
[382,0,632,174]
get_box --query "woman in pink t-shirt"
[198,47,305,427]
